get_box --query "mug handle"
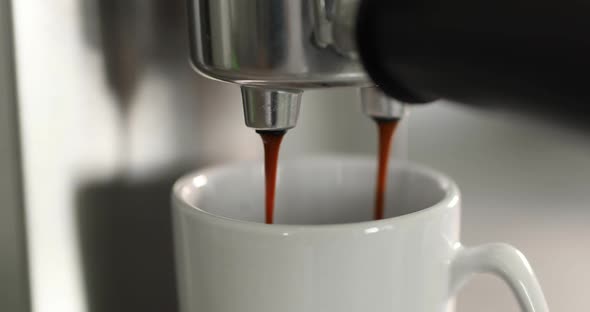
[450,243,549,312]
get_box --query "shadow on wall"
[75,166,195,312]
[74,0,201,310]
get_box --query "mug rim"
[172,155,460,233]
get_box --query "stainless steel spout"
[241,87,302,130]
[361,87,405,120]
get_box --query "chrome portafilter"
[187,0,403,130]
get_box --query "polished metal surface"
[311,0,360,58]
[241,87,302,130]
[187,0,367,88]
[361,86,405,119]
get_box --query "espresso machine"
[3,0,590,311]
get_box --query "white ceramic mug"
[172,157,548,312]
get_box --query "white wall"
[0,0,29,311]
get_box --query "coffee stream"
[373,119,400,220]
[257,130,286,224]
[259,119,399,224]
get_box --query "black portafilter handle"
[356,0,590,130]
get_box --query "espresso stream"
[257,130,286,224]
[373,118,400,220]
[258,119,398,224]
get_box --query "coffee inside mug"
[179,157,450,225]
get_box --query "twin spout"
[241,85,404,130]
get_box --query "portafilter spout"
[241,87,302,131]
[361,86,405,121]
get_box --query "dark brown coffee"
[373,119,400,220]
[257,119,398,224]
[257,130,286,224]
